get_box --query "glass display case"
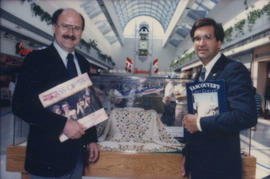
[6,74,256,179]
[90,74,190,150]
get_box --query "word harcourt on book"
[186,80,227,118]
[39,73,108,142]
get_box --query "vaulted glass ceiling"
[81,0,219,47]
[111,0,180,32]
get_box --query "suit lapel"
[206,54,228,81]
[193,54,228,82]
[194,71,200,82]
[47,45,89,80]
[47,45,71,79]
[48,45,89,77]
[75,51,88,74]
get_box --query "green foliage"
[247,9,263,31]
[90,40,98,50]
[248,9,263,25]
[80,39,91,52]
[234,19,246,36]
[170,51,195,68]
[31,3,51,25]
[224,27,233,42]
[262,3,270,16]
[98,52,107,61]
[224,2,270,42]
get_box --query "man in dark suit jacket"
[12,8,99,178]
[181,18,257,179]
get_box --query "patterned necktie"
[199,67,206,82]
[67,53,77,78]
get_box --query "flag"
[125,57,133,73]
[152,58,159,73]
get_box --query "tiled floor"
[241,118,270,179]
[1,106,270,179]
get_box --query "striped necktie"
[199,67,206,82]
[67,53,77,78]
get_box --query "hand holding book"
[63,119,85,139]
[183,114,199,134]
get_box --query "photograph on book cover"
[193,92,219,117]
[48,87,102,121]
[186,80,227,118]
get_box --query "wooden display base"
[242,154,257,179]
[6,145,256,179]
[6,145,185,179]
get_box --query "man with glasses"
[12,8,98,179]
[181,17,257,179]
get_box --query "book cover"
[186,80,227,117]
[38,73,108,142]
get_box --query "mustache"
[62,35,76,40]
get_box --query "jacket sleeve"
[200,62,257,135]
[12,52,67,136]
[82,126,97,144]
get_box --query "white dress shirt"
[53,41,82,75]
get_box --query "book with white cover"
[39,73,108,142]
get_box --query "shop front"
[252,44,270,119]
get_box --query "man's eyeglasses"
[57,24,82,32]
[193,34,215,42]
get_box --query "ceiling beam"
[97,0,124,46]
[162,0,190,47]
[0,8,53,41]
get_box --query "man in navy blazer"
[181,18,257,179]
[12,8,99,178]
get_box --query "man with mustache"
[12,8,98,179]
[181,17,257,179]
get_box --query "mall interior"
[1,0,270,179]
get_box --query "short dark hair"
[52,105,60,111]
[51,8,85,31]
[190,17,224,42]
[61,101,70,108]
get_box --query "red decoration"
[134,68,150,75]
[125,57,133,73]
[152,58,159,73]
[16,42,32,56]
